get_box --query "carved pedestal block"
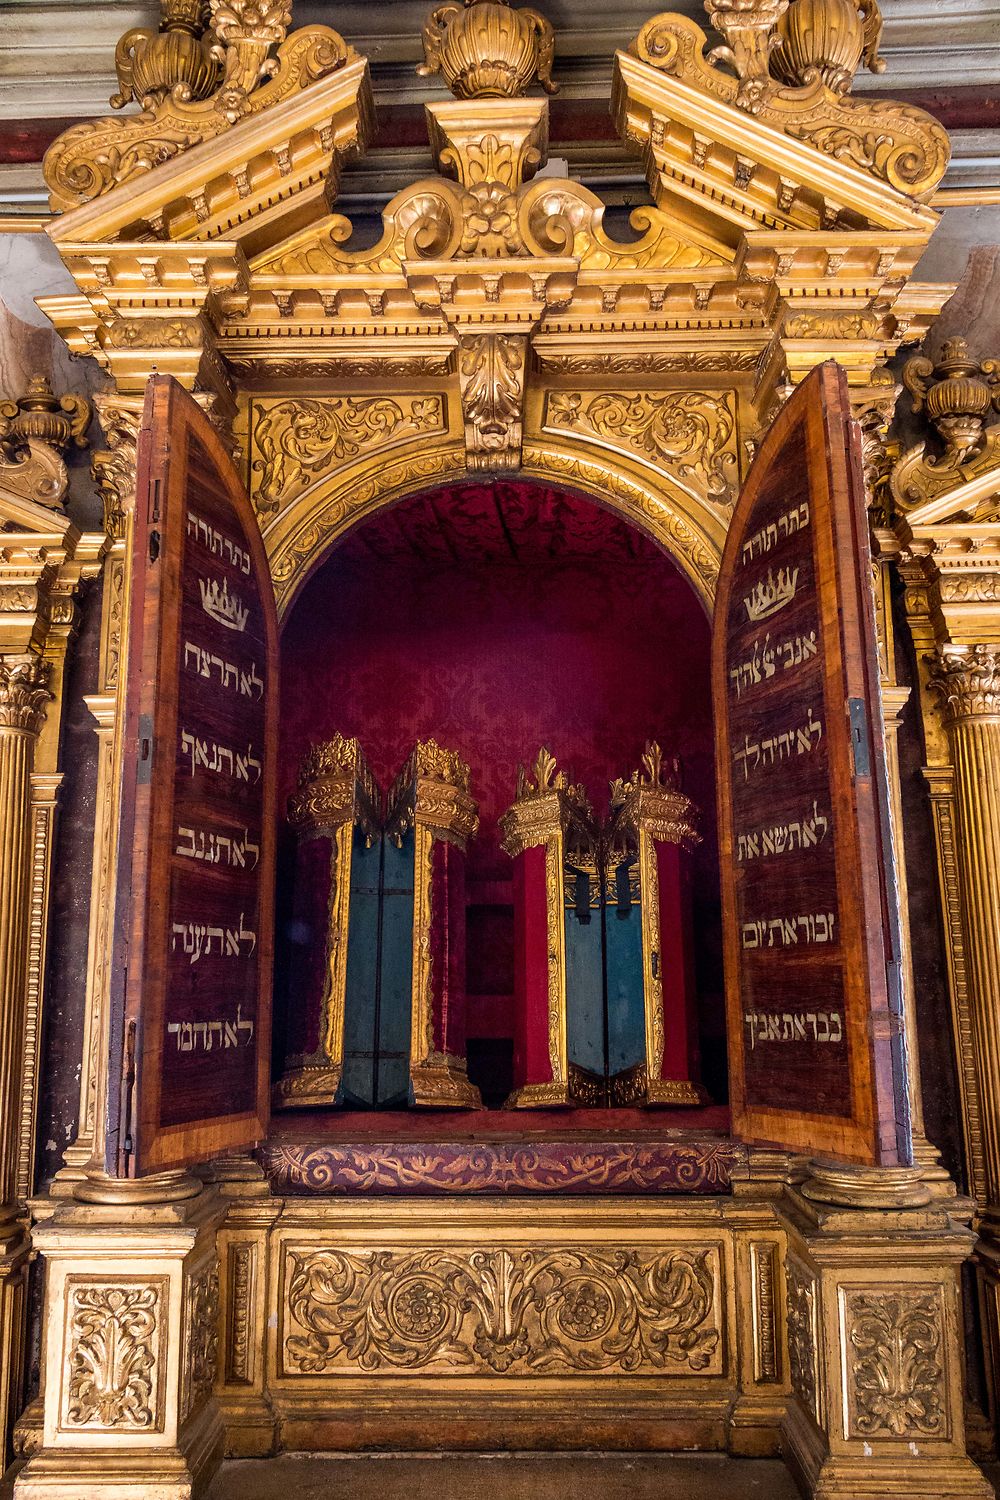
[780,1166,992,1500]
[14,1182,226,1500]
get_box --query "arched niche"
[274,475,727,1111]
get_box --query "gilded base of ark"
[12,1151,993,1500]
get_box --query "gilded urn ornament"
[111,0,220,110]
[418,0,558,99]
[771,0,885,95]
[903,337,1000,463]
[0,377,91,457]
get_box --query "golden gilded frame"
[3,2,999,1497]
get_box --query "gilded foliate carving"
[545,390,738,505]
[284,1245,720,1375]
[786,1256,820,1425]
[928,646,1000,724]
[0,656,52,736]
[845,1288,946,1438]
[458,333,526,471]
[0,436,68,513]
[183,1265,220,1419]
[250,396,445,514]
[92,395,143,541]
[289,735,379,834]
[903,338,1000,464]
[65,1282,163,1430]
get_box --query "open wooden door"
[106,376,278,1176]
[713,362,908,1165]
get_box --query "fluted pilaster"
[928,646,1000,1210]
[0,656,51,1223]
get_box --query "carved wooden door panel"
[107,376,278,1175]
[713,361,908,1164]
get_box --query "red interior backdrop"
[277,480,727,1099]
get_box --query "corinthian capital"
[928,645,1000,724]
[0,655,53,735]
[92,395,144,541]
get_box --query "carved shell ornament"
[418,0,558,99]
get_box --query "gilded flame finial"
[903,338,1000,465]
[418,0,558,99]
[515,746,566,800]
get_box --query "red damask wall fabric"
[278,480,727,1096]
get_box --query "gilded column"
[0,654,51,1460]
[928,649,1000,1194]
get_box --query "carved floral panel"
[249,395,447,513]
[842,1286,949,1441]
[281,1243,723,1378]
[63,1277,167,1432]
[543,389,739,505]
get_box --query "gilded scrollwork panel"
[249,395,447,513]
[280,1243,723,1378]
[61,1277,168,1433]
[840,1286,949,1441]
[542,389,740,507]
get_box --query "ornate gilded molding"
[418,0,558,100]
[544,388,738,506]
[250,395,446,513]
[287,735,379,835]
[457,332,525,470]
[786,1255,821,1427]
[182,1265,220,1421]
[0,656,52,737]
[43,3,356,215]
[283,1244,722,1376]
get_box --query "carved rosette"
[928,647,1000,726]
[0,656,52,737]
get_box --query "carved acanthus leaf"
[458,333,526,470]
[845,1289,946,1439]
[0,656,53,735]
[64,1282,162,1430]
[92,395,144,541]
